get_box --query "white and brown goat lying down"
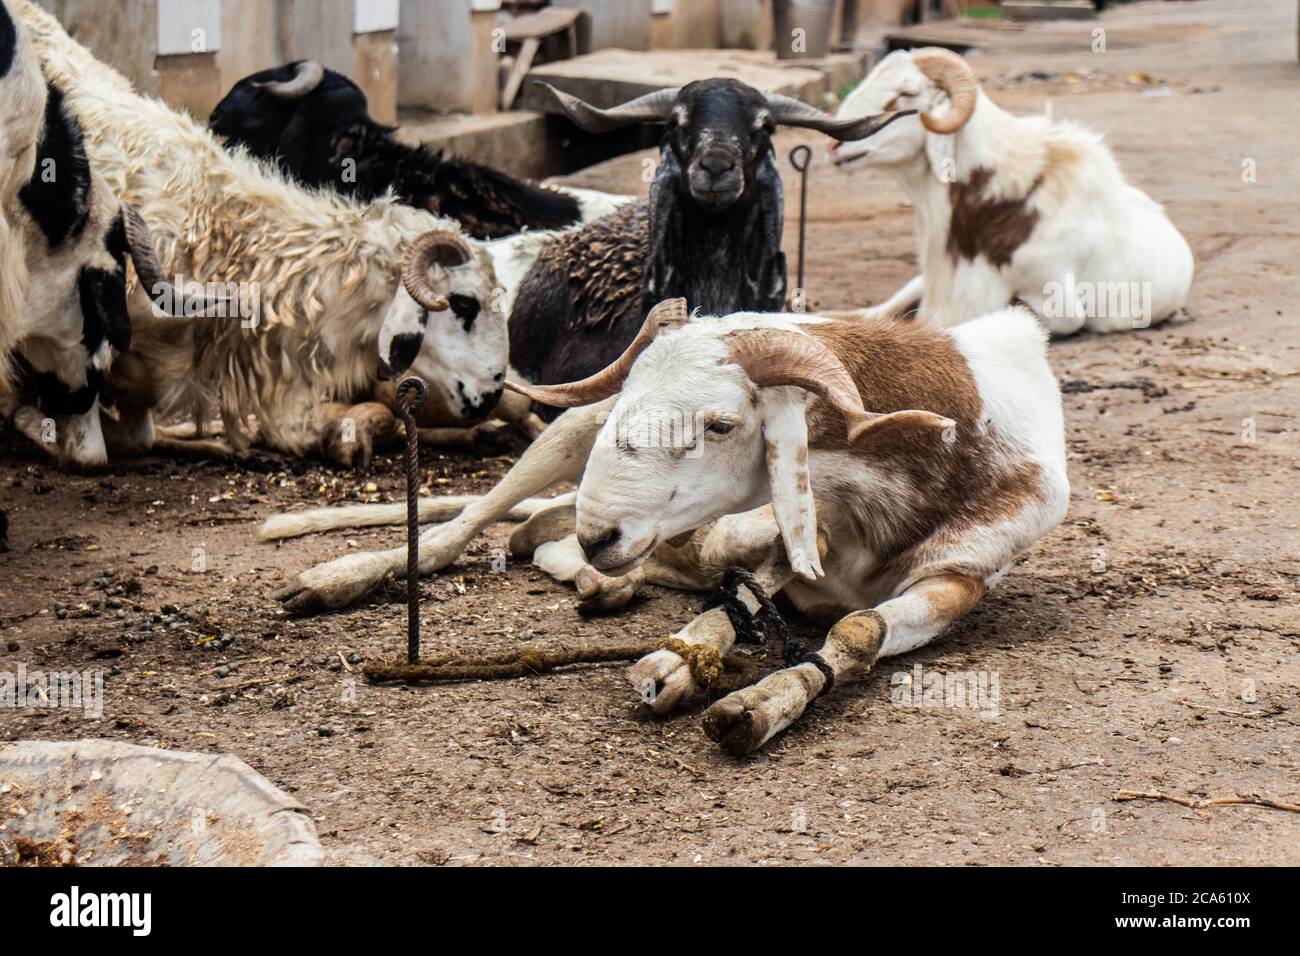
[830,48,1193,334]
[266,299,1068,753]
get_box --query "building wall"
[652,0,722,50]
[36,0,399,121]
[398,0,498,115]
[553,0,652,52]
[720,0,774,51]
[215,0,281,88]
[34,0,162,94]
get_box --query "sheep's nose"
[578,525,621,562]
[457,383,503,419]
[700,152,736,178]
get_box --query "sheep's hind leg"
[702,572,985,756]
[320,401,400,469]
[276,401,607,615]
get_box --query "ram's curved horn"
[121,205,232,318]
[504,298,691,408]
[724,329,954,442]
[403,232,472,312]
[911,47,978,135]
[253,60,326,99]
[532,81,681,132]
[763,92,916,141]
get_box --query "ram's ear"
[377,287,428,379]
[924,128,956,186]
[758,390,823,581]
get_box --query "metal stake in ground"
[395,377,427,664]
[789,144,812,302]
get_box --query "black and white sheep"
[16,0,511,469]
[507,78,911,412]
[1,0,210,468]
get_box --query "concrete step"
[394,109,565,181]
[1002,2,1097,22]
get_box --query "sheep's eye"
[706,420,734,437]
[448,294,480,327]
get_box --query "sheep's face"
[665,80,775,211]
[576,332,770,575]
[377,249,508,424]
[830,52,935,167]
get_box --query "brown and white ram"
[504,299,1069,752]
[269,299,1068,768]
[830,47,1193,334]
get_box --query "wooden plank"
[501,36,541,110]
[516,48,846,113]
[1001,1,1096,21]
[503,7,584,41]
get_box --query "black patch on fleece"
[448,294,480,332]
[19,81,93,249]
[386,332,423,376]
[99,213,132,351]
[78,264,130,356]
[0,508,9,554]
[0,1,16,78]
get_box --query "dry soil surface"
[1,0,1296,865]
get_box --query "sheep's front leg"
[416,421,513,452]
[703,572,985,755]
[509,501,647,614]
[493,387,547,440]
[12,405,108,470]
[627,513,802,715]
[276,401,606,615]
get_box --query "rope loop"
[705,566,836,697]
[656,637,724,689]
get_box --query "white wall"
[156,0,221,55]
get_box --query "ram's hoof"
[321,427,372,470]
[702,668,816,755]
[702,695,772,756]
[576,570,642,616]
[272,582,332,616]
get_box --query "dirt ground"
[2,0,1297,866]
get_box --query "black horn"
[764,92,916,141]
[533,81,680,133]
[121,205,233,318]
